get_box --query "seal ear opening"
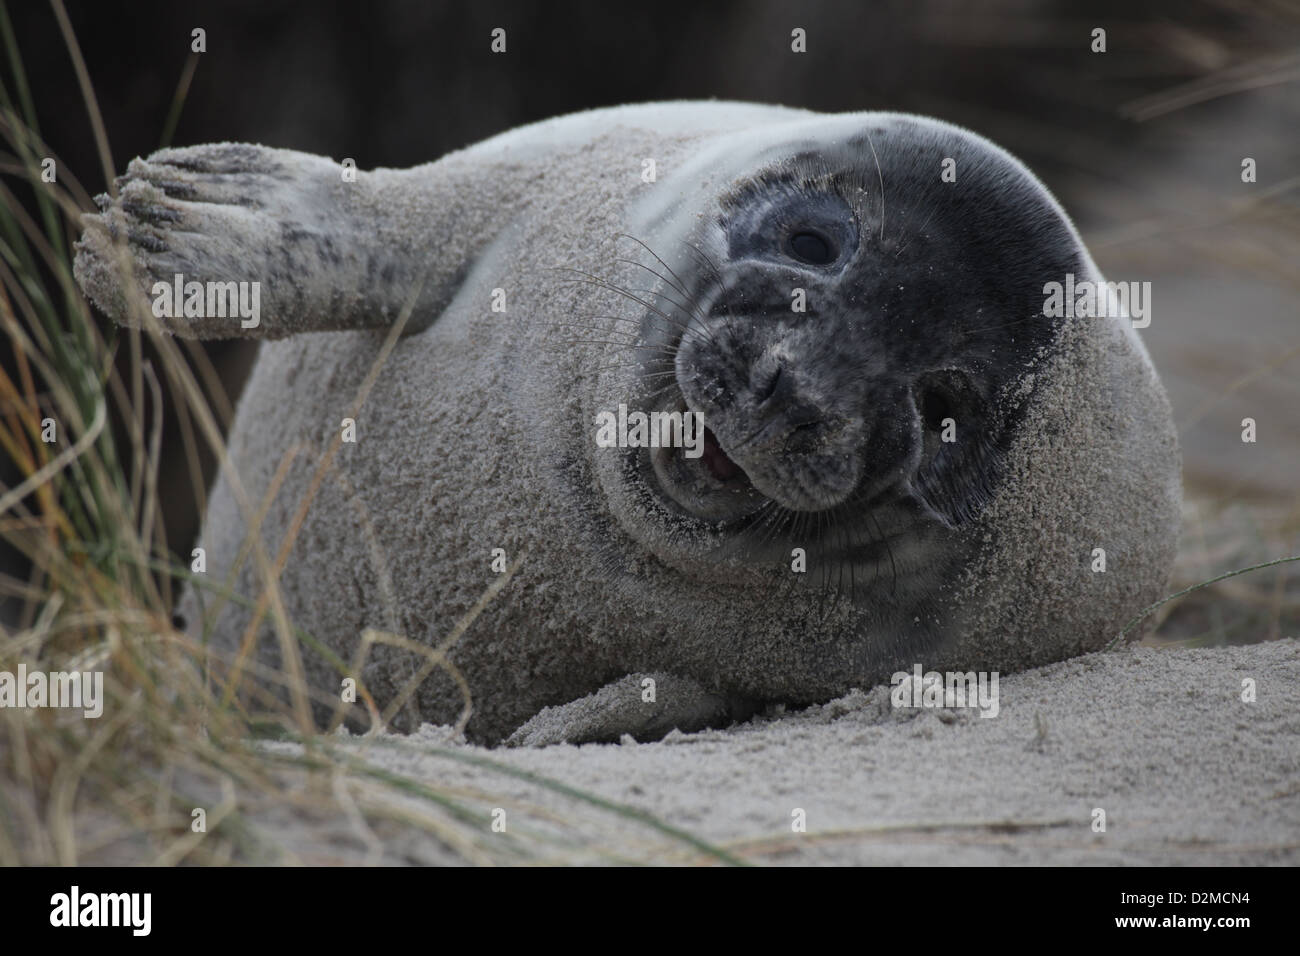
[908,371,1008,529]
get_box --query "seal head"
[604,117,1088,581]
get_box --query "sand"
[257,638,1299,865]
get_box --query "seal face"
[609,118,1089,600]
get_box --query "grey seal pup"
[73,101,1181,745]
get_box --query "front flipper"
[73,142,512,339]
[505,673,756,747]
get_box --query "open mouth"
[700,425,743,483]
[638,395,918,572]
[648,400,766,523]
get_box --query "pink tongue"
[702,427,741,482]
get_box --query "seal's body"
[74,103,1181,744]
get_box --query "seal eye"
[787,230,835,265]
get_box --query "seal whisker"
[704,499,778,565]
[636,368,684,382]
[868,510,899,596]
[612,256,704,320]
[543,322,645,342]
[814,508,833,618]
[543,340,682,358]
[744,501,791,559]
[832,518,849,616]
[679,241,727,298]
[612,262,707,327]
[615,233,697,303]
[590,360,678,374]
[540,321,688,355]
[561,309,694,333]
[553,269,721,353]
[551,269,684,325]
[860,128,887,243]
[561,310,704,349]
[746,506,796,568]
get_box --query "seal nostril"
[920,388,954,432]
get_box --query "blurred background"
[6,0,1299,640]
